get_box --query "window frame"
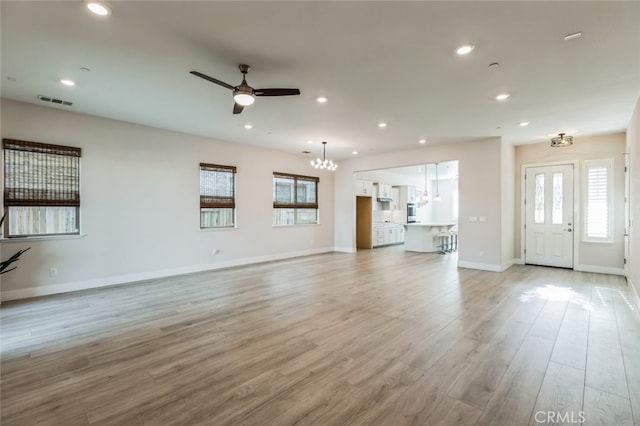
[583,158,613,243]
[2,138,81,238]
[273,172,320,226]
[199,163,236,229]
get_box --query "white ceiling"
[2,1,639,160]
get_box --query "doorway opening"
[354,161,459,252]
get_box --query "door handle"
[564,228,572,232]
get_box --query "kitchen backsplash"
[373,209,406,223]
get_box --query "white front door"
[525,164,574,268]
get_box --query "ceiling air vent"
[37,95,73,106]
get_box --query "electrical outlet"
[479,251,485,257]
[49,267,58,277]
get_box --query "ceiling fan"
[190,64,301,114]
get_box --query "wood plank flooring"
[1,246,639,425]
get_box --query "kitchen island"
[403,223,456,252]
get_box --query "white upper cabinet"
[376,183,392,199]
[398,185,417,207]
[355,179,374,197]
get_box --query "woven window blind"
[273,172,319,209]
[200,163,236,208]
[3,139,81,207]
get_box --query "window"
[200,163,236,228]
[552,172,563,225]
[273,172,319,225]
[534,173,545,224]
[3,139,81,237]
[584,159,613,242]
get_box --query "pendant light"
[551,132,573,147]
[310,141,337,171]
[419,164,429,207]
[434,162,442,201]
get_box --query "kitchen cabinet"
[355,179,374,197]
[390,187,400,210]
[398,185,417,207]
[376,183,392,199]
[373,223,385,246]
[372,223,405,247]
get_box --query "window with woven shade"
[273,172,319,225]
[200,163,236,228]
[3,139,81,237]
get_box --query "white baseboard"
[498,259,520,272]
[0,247,335,302]
[457,261,502,272]
[574,264,626,276]
[334,246,356,253]
[628,277,640,311]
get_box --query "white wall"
[0,99,335,301]
[429,179,458,223]
[502,141,515,267]
[335,137,507,271]
[514,133,626,274]
[355,169,423,187]
[626,97,640,306]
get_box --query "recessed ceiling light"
[378,122,387,128]
[86,1,111,16]
[564,32,582,41]
[456,44,475,55]
[519,121,530,127]
[352,151,358,155]
[60,79,76,86]
[316,97,327,103]
[495,93,510,101]
[244,124,253,129]
[419,139,427,144]
[307,140,313,144]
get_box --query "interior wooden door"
[356,196,372,249]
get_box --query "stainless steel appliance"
[407,203,416,223]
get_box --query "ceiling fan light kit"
[190,64,301,114]
[233,89,255,106]
[550,132,573,147]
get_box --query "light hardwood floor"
[1,247,639,425]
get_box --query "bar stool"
[438,230,451,254]
[450,230,458,252]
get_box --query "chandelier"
[551,133,573,147]
[310,141,337,171]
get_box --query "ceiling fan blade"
[255,88,301,97]
[190,71,234,90]
[233,103,244,114]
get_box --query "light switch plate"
[469,216,477,222]
[479,216,487,223]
